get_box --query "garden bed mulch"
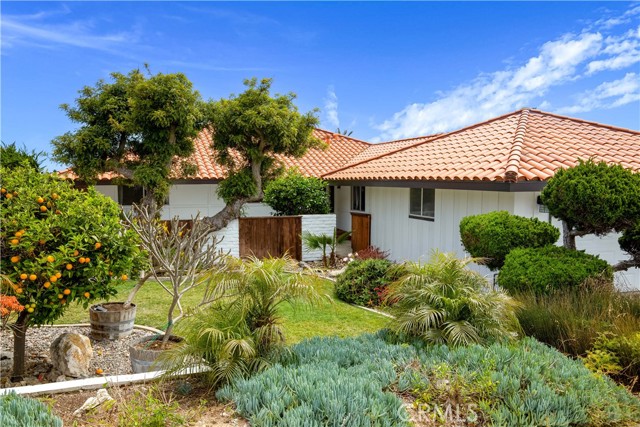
[0,325,156,388]
[41,380,249,426]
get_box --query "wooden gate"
[239,216,302,260]
[351,212,371,252]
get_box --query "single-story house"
[64,108,640,289]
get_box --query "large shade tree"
[52,68,207,214]
[541,159,640,271]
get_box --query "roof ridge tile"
[504,109,530,182]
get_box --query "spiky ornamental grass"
[218,333,640,427]
[386,252,521,346]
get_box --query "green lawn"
[54,278,389,343]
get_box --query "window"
[119,185,144,206]
[351,186,365,212]
[409,188,435,220]
[118,186,169,206]
[328,185,335,214]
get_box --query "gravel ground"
[0,325,156,388]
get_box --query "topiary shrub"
[335,259,403,306]
[459,211,560,270]
[498,245,612,295]
[0,392,63,427]
[263,169,329,216]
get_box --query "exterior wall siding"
[334,186,352,232]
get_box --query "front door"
[351,212,371,252]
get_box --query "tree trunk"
[10,311,29,382]
[562,221,576,250]
[202,198,248,231]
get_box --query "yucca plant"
[166,255,325,387]
[387,252,521,346]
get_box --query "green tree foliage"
[166,256,322,387]
[51,68,206,210]
[459,211,560,270]
[0,166,144,380]
[263,169,330,216]
[541,160,640,266]
[335,259,403,306]
[498,245,612,295]
[0,143,45,171]
[387,252,521,346]
[204,78,321,230]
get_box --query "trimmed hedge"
[459,211,560,270]
[263,170,330,216]
[335,259,403,306]
[498,245,612,295]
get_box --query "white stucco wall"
[301,214,337,262]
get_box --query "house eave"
[326,179,547,192]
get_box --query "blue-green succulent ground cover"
[217,332,640,427]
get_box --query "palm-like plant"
[302,228,351,267]
[387,252,521,346]
[166,256,324,387]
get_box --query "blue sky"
[2,1,639,170]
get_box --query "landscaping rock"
[73,389,114,418]
[50,333,93,378]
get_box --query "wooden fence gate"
[351,212,371,252]
[239,216,302,260]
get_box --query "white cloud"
[375,6,640,141]
[557,73,640,114]
[324,86,340,129]
[1,12,140,54]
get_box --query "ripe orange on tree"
[10,256,20,263]
[121,274,128,281]
[73,250,79,257]
[94,242,102,250]
[49,276,58,283]
[28,274,37,281]
[40,205,47,212]
[46,255,55,263]
[43,282,51,289]
[19,273,27,280]
[55,271,62,278]
[36,197,44,204]
[10,239,19,245]
[5,193,13,199]
[84,292,90,298]
[66,264,73,270]
[78,257,85,264]
[63,289,71,295]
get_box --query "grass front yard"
[54,278,389,343]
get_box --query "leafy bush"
[541,159,640,236]
[387,252,521,346]
[459,211,559,270]
[619,221,640,259]
[516,284,640,357]
[263,169,329,215]
[218,333,640,427]
[335,259,403,306]
[0,392,63,427]
[498,245,612,295]
[216,169,257,204]
[355,246,390,260]
[587,332,640,388]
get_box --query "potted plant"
[123,206,225,373]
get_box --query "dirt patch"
[40,380,248,426]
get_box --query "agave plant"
[166,255,324,387]
[387,252,521,346]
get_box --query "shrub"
[387,252,521,346]
[355,246,390,260]
[263,169,329,215]
[459,211,559,270]
[588,332,640,388]
[515,285,640,356]
[0,392,63,427]
[217,333,640,426]
[335,259,403,306]
[498,245,612,295]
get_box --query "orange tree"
[0,165,144,380]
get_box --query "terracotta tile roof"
[344,134,441,166]
[59,128,370,181]
[323,109,640,182]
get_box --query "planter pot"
[89,302,137,341]
[129,334,183,374]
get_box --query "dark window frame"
[118,185,169,206]
[409,188,435,221]
[351,186,365,212]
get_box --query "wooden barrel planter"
[129,334,183,374]
[89,302,137,340]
